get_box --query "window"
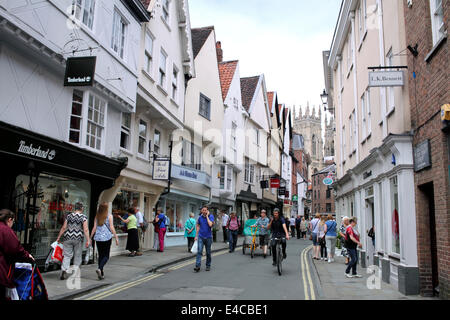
[86,93,106,151]
[159,49,167,87]
[349,114,353,153]
[72,0,96,30]
[352,110,357,151]
[390,176,400,254]
[231,122,237,150]
[326,203,332,212]
[387,49,395,113]
[233,98,238,109]
[227,165,232,191]
[111,10,127,59]
[161,0,169,23]
[199,93,211,120]
[144,32,153,74]
[138,120,147,156]
[430,0,445,46]
[347,32,353,73]
[120,113,131,150]
[220,165,225,189]
[244,158,254,184]
[342,126,346,161]
[361,93,366,140]
[255,128,260,146]
[366,90,372,135]
[358,0,367,43]
[326,189,331,199]
[172,66,178,101]
[69,90,84,144]
[153,129,161,155]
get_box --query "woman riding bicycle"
[267,209,290,266]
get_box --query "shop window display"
[165,201,186,233]
[112,190,140,234]
[12,173,90,259]
[390,176,400,254]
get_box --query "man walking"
[56,202,90,280]
[295,215,302,239]
[221,211,229,243]
[289,216,296,238]
[194,206,214,272]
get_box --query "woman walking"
[227,212,240,253]
[300,217,307,239]
[309,213,321,259]
[184,213,196,252]
[325,214,337,263]
[0,209,34,300]
[116,208,140,257]
[318,215,328,261]
[339,216,350,264]
[345,217,363,278]
[90,203,119,280]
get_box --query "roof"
[218,61,238,100]
[267,92,274,113]
[240,76,260,112]
[191,27,214,59]
[313,163,336,176]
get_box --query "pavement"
[43,237,244,300]
[310,248,435,300]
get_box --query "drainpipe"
[159,140,173,197]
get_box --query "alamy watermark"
[366,265,382,290]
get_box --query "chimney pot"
[216,41,223,63]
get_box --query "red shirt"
[346,225,360,242]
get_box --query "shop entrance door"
[365,197,375,266]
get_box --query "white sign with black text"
[152,158,170,180]
[369,70,404,87]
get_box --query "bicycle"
[242,226,258,258]
[272,237,285,276]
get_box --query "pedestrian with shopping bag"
[90,202,119,280]
[56,202,90,280]
[0,209,34,300]
[184,212,196,253]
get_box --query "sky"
[188,0,342,122]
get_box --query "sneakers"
[194,266,200,272]
[283,253,287,259]
[353,274,362,278]
[345,273,354,278]
[206,266,210,271]
[320,257,324,261]
[60,271,66,280]
[328,259,332,263]
[135,252,143,256]
[96,269,102,280]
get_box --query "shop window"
[120,113,131,150]
[69,90,84,144]
[219,165,225,189]
[326,203,331,212]
[86,93,106,151]
[138,119,148,157]
[13,173,90,259]
[112,190,140,234]
[165,201,185,233]
[111,9,127,59]
[72,0,96,30]
[390,176,400,254]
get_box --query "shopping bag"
[190,239,198,254]
[50,241,63,263]
[6,288,19,300]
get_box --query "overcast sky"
[189,0,342,121]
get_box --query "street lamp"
[320,89,328,111]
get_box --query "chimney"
[216,41,223,63]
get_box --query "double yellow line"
[301,245,316,300]
[80,248,230,300]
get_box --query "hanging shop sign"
[64,56,97,87]
[260,180,269,189]
[270,178,280,188]
[292,194,298,202]
[323,171,335,186]
[369,70,404,87]
[152,158,170,180]
[414,140,432,172]
[278,187,286,196]
[171,164,211,186]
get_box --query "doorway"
[419,183,439,296]
[365,198,375,266]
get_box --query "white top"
[310,218,320,233]
[222,214,229,226]
[136,211,144,225]
[289,217,295,226]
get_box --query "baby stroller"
[11,263,48,300]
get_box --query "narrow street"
[77,238,316,300]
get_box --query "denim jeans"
[345,248,358,275]
[228,229,238,251]
[196,237,212,268]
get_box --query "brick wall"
[403,0,449,299]
[311,171,335,215]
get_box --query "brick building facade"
[403,0,449,299]
[311,163,336,216]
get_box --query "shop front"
[236,185,261,234]
[157,164,211,247]
[0,121,126,268]
[334,134,419,295]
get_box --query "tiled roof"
[240,76,260,112]
[267,92,274,113]
[191,26,214,59]
[218,61,238,100]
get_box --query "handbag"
[309,220,319,240]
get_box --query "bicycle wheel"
[277,245,283,276]
[242,242,246,255]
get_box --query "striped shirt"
[63,212,87,242]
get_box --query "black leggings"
[96,239,112,271]
[271,238,287,262]
[320,242,327,258]
[187,237,195,251]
